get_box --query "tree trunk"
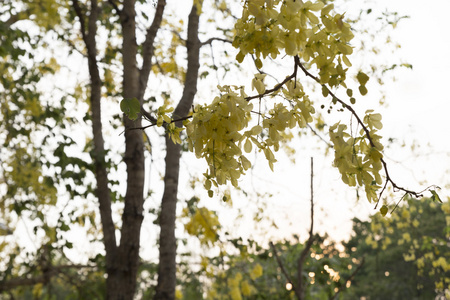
[75,0,145,298]
[104,0,147,299]
[154,4,200,300]
[72,0,122,297]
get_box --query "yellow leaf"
[250,263,263,280]
[380,205,388,216]
[244,139,252,153]
[236,51,245,63]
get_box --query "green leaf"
[255,58,263,69]
[322,85,329,97]
[356,71,370,86]
[430,190,442,203]
[359,85,368,96]
[401,63,413,70]
[120,98,141,120]
[244,139,252,153]
[236,51,245,63]
[380,205,388,216]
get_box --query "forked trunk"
[154,3,200,299]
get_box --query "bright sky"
[273,0,450,242]
[5,0,450,263]
[196,0,450,245]
[369,0,450,195]
[139,0,450,260]
[317,0,445,238]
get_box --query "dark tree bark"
[106,0,146,298]
[154,4,200,300]
[72,0,165,298]
[72,0,119,293]
[72,0,200,298]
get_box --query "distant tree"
[344,198,450,300]
[0,0,210,298]
[194,234,358,300]
[180,159,363,300]
[0,0,440,299]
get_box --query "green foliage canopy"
[345,198,450,299]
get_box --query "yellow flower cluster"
[365,199,450,294]
[329,110,384,202]
[186,81,315,190]
[183,207,220,245]
[186,85,253,189]
[228,273,243,300]
[233,0,354,87]
[250,263,264,280]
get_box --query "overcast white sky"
[203,0,450,244]
[38,0,450,261]
[371,0,450,192]
[6,0,450,262]
[137,0,450,256]
[292,0,450,241]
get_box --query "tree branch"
[244,53,429,202]
[154,2,201,299]
[128,47,427,206]
[71,0,117,265]
[294,57,424,201]
[107,0,123,17]
[269,241,302,299]
[330,258,365,300]
[72,0,87,41]
[139,0,166,101]
[172,4,200,122]
[245,56,300,102]
[140,105,158,124]
[0,264,96,292]
[200,37,232,47]
[297,157,316,300]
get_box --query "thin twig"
[330,258,365,300]
[297,157,316,300]
[200,37,232,47]
[129,115,192,131]
[245,56,300,101]
[107,0,122,17]
[307,124,332,148]
[72,0,87,40]
[140,106,157,124]
[294,56,424,201]
[139,0,166,101]
[269,241,302,300]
